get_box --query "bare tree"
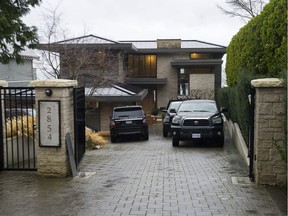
[36,6,120,91]
[36,5,69,78]
[217,0,268,22]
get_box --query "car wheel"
[172,137,179,147]
[144,132,149,141]
[111,135,117,143]
[163,128,168,137]
[216,136,224,147]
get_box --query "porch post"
[30,79,78,177]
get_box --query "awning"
[85,83,148,102]
[171,59,223,68]
[126,77,167,85]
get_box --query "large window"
[127,54,157,78]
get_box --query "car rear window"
[113,107,143,118]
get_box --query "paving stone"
[0,124,286,215]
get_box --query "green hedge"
[226,0,287,87]
[218,71,264,143]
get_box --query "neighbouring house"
[0,49,39,87]
[39,35,226,131]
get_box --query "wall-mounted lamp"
[45,88,53,97]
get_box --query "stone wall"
[251,78,286,186]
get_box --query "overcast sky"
[23,0,246,47]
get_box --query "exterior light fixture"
[45,89,53,97]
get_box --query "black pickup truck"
[170,100,227,147]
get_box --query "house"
[0,49,39,87]
[39,35,226,131]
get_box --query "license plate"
[192,133,201,138]
[126,121,132,124]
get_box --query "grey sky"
[24,0,245,47]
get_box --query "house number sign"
[39,100,61,147]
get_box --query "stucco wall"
[190,73,215,99]
[252,78,286,186]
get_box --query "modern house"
[0,49,39,87]
[39,35,226,131]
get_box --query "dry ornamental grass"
[5,115,107,149]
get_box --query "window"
[127,54,157,78]
[190,53,223,59]
[190,53,211,59]
[178,68,189,96]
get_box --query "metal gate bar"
[248,87,255,181]
[73,87,85,169]
[0,87,36,170]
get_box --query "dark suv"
[170,100,227,147]
[110,105,149,143]
[162,100,183,137]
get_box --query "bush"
[218,71,264,143]
[226,0,287,86]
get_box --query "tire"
[111,135,117,143]
[163,127,168,137]
[216,136,224,147]
[144,132,149,141]
[172,137,179,147]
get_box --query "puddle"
[231,176,254,185]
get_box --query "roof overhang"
[85,83,148,102]
[171,59,223,68]
[126,78,167,85]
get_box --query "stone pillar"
[0,80,8,87]
[30,79,77,177]
[251,78,286,185]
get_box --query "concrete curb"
[225,117,249,167]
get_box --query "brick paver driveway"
[0,123,286,216]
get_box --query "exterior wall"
[190,73,215,99]
[0,59,34,84]
[252,78,286,186]
[157,53,183,108]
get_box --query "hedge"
[226,0,287,87]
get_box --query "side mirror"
[220,107,228,113]
[160,107,167,112]
[170,108,177,113]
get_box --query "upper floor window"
[190,53,223,59]
[190,53,212,59]
[127,54,157,78]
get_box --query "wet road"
[0,123,286,216]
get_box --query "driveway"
[0,123,286,216]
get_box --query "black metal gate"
[248,87,256,181]
[73,87,85,169]
[0,87,36,171]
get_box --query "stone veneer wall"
[251,78,286,185]
[157,53,182,108]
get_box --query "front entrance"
[0,87,36,170]
[140,87,157,114]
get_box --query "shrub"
[218,71,264,143]
[226,0,287,86]
[85,127,108,149]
